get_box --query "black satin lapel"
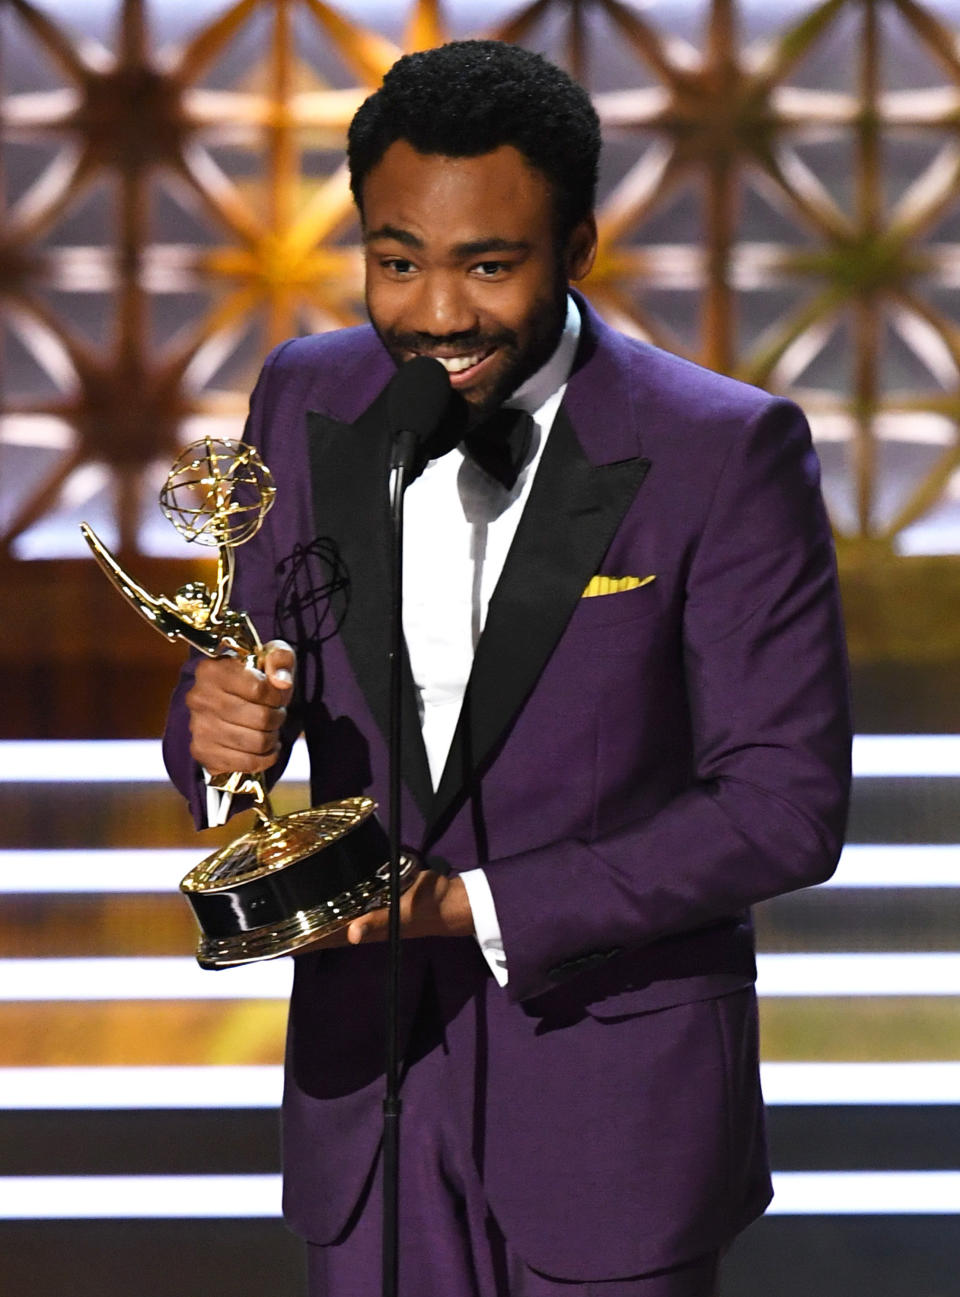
[427,408,650,840]
[307,398,433,819]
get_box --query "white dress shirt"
[402,296,582,985]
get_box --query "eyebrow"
[452,237,530,259]
[364,224,423,249]
[364,227,530,259]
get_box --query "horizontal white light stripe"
[760,1062,960,1106]
[0,1172,956,1220]
[0,957,292,1000]
[0,741,166,782]
[0,1063,957,1110]
[2,842,956,896]
[2,953,960,1002]
[1,735,958,781]
[851,734,960,777]
[0,739,310,783]
[825,844,960,889]
[768,1171,960,1215]
[0,1066,284,1109]
[0,1175,282,1220]
[756,953,960,997]
[0,849,198,892]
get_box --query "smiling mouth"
[415,348,495,377]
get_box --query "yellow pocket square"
[582,574,656,598]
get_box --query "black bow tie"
[462,408,535,490]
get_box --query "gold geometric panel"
[2,0,960,562]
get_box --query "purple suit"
[164,297,851,1281]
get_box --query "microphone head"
[387,356,468,480]
[387,355,452,438]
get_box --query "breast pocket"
[566,580,662,631]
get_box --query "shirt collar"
[504,294,581,415]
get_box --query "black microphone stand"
[379,357,461,1297]
[382,428,418,1297]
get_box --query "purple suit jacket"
[164,297,851,1280]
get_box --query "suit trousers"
[303,962,721,1297]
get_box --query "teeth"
[435,353,485,374]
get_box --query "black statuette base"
[179,797,418,968]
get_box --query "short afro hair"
[347,40,601,241]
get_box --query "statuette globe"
[160,438,275,548]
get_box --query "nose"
[409,271,478,339]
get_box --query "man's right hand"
[186,640,296,775]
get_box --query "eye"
[380,256,416,276]
[473,261,509,278]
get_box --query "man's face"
[361,141,596,416]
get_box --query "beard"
[368,276,568,418]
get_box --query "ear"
[564,215,597,281]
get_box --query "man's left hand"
[347,869,474,944]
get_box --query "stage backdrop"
[1,0,960,735]
[1,8,959,1296]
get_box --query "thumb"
[260,639,296,691]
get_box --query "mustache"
[383,326,518,355]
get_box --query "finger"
[347,907,388,944]
[287,923,353,954]
[194,656,286,707]
[189,723,283,774]
[189,735,281,774]
[194,689,287,734]
[260,640,296,693]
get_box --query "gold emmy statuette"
[80,437,416,968]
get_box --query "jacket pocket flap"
[584,970,755,1019]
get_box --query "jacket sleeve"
[161,344,301,828]
[485,398,852,1002]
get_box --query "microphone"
[387,356,467,484]
[381,353,468,1286]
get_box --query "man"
[164,40,851,1296]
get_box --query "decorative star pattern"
[1,0,960,560]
